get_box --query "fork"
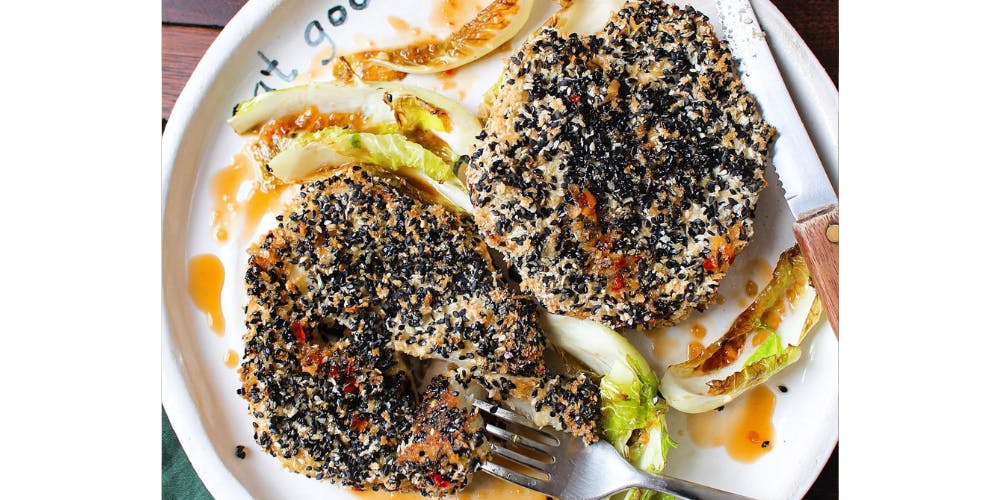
[472,400,753,500]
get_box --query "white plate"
[162,1,839,499]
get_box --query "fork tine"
[490,442,552,473]
[480,460,545,490]
[472,399,560,445]
[484,423,555,454]
[472,399,531,426]
[471,400,529,425]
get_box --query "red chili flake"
[303,349,323,367]
[574,189,596,217]
[569,94,581,104]
[328,365,340,378]
[343,380,358,394]
[615,255,641,269]
[291,321,306,343]
[429,473,451,489]
[343,362,356,377]
[610,274,625,291]
[703,256,717,272]
[350,416,368,432]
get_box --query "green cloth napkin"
[163,408,213,500]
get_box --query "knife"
[715,0,839,335]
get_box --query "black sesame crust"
[241,291,417,489]
[240,165,599,494]
[397,375,489,495]
[468,1,777,329]
[477,372,601,442]
[248,165,548,378]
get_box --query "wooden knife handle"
[792,204,839,337]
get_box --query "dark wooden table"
[162,1,838,498]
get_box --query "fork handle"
[626,470,754,500]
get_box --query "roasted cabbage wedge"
[268,128,450,182]
[226,81,480,212]
[660,246,823,414]
[367,0,535,74]
[227,83,391,134]
[378,82,481,163]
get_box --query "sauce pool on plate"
[225,349,240,368]
[430,0,486,29]
[187,253,226,335]
[687,340,705,360]
[211,150,289,244]
[687,385,777,463]
[386,15,411,32]
[350,472,546,500]
[690,322,707,339]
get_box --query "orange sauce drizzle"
[749,257,774,283]
[430,0,487,30]
[224,349,240,368]
[751,330,770,346]
[687,341,705,360]
[351,473,545,500]
[260,106,367,142]
[331,52,409,83]
[436,69,459,92]
[687,385,777,463]
[690,323,707,339]
[458,474,547,500]
[386,16,412,33]
[187,254,225,335]
[211,150,289,245]
[762,306,783,330]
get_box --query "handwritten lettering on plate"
[248,0,373,98]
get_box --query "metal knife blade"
[715,0,837,220]
[714,0,840,335]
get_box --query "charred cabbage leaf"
[268,127,450,180]
[268,127,471,212]
[367,0,535,74]
[227,83,391,134]
[660,246,823,414]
